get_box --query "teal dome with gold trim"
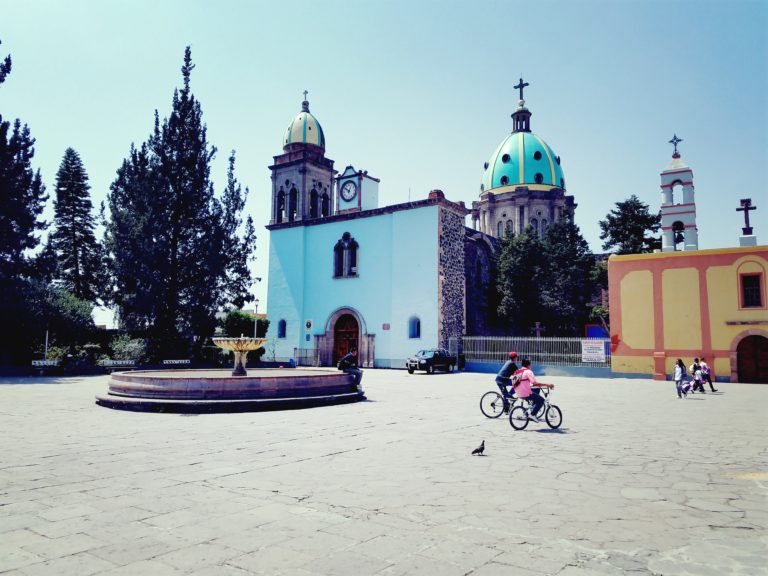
[283,98,325,150]
[480,130,565,193]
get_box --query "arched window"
[321,193,330,217]
[408,316,421,339]
[671,181,683,204]
[530,218,538,235]
[672,221,685,250]
[277,190,285,223]
[497,221,504,237]
[288,188,298,221]
[540,219,548,235]
[506,220,513,236]
[309,189,318,218]
[333,232,359,278]
[333,241,344,277]
[277,319,287,338]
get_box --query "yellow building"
[608,246,768,383]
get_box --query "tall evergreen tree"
[539,216,597,335]
[495,217,597,336]
[49,148,106,304]
[0,38,52,364]
[599,195,661,254]
[496,228,545,334]
[105,47,256,358]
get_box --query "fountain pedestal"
[212,337,267,377]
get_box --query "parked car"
[406,349,456,374]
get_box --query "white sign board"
[581,340,606,363]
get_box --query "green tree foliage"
[0,39,50,364]
[105,47,256,358]
[220,309,269,338]
[49,148,106,304]
[598,195,661,254]
[496,217,598,336]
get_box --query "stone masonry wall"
[438,207,467,348]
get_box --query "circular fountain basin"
[95,368,364,412]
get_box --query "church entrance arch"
[315,307,375,368]
[333,314,359,364]
[736,335,768,383]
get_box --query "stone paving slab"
[0,371,766,575]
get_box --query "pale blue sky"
[3,0,767,325]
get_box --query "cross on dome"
[514,77,529,102]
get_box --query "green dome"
[481,131,565,193]
[283,100,325,150]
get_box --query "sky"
[2,0,767,327]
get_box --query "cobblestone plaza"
[1,371,765,575]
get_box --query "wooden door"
[333,314,359,364]
[737,335,768,383]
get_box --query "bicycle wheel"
[509,405,529,430]
[480,391,506,418]
[545,404,563,429]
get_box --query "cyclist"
[495,351,519,412]
[512,359,555,422]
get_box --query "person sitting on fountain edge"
[338,347,363,393]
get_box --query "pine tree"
[539,216,597,335]
[495,217,597,336]
[105,47,256,358]
[0,38,49,363]
[49,148,106,304]
[599,195,661,254]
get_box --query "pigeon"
[471,440,485,456]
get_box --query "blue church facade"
[265,86,572,367]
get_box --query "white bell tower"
[660,134,698,251]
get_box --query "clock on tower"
[336,165,379,214]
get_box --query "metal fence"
[294,348,320,367]
[448,336,611,368]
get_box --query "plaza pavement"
[0,369,766,576]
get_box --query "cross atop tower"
[737,198,757,235]
[303,89,308,101]
[668,134,683,157]
[514,77,529,101]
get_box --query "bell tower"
[660,134,698,251]
[269,93,335,225]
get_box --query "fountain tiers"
[95,368,364,412]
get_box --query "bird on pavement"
[471,440,485,455]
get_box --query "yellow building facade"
[608,246,768,383]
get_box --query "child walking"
[673,358,687,398]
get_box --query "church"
[264,84,575,367]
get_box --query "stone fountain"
[95,336,364,412]
[212,336,267,376]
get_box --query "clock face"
[340,181,357,202]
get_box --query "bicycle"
[508,387,562,430]
[480,385,521,418]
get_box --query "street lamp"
[253,299,260,338]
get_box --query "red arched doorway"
[737,335,768,383]
[333,314,359,364]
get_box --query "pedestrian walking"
[700,357,718,392]
[689,358,705,393]
[673,358,688,398]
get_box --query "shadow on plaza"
[0,375,101,386]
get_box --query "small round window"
[555,156,561,165]
[500,176,509,185]
[501,154,510,163]
[534,173,544,184]
[533,151,542,160]
[484,162,489,170]
[480,184,485,192]
[560,178,565,188]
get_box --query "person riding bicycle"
[512,359,554,422]
[495,351,519,412]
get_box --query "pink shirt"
[513,368,537,398]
